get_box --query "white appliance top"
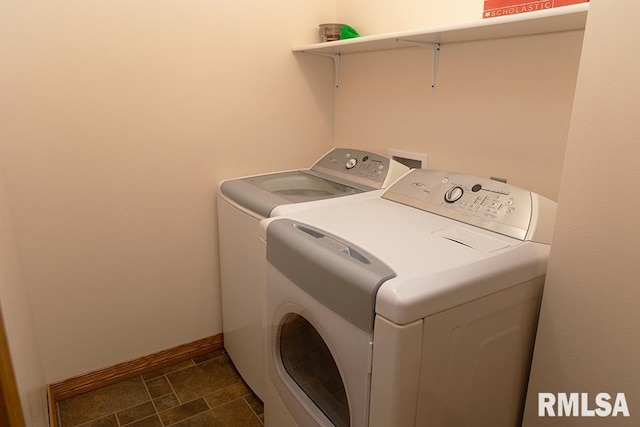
[264,169,557,327]
[219,148,409,218]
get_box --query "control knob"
[346,158,358,169]
[444,186,464,203]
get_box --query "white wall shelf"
[293,3,589,88]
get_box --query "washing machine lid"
[220,170,365,218]
[218,148,409,218]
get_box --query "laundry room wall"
[0,159,48,427]
[0,0,336,384]
[332,1,584,200]
[338,0,483,34]
[523,0,640,423]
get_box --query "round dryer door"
[279,313,349,427]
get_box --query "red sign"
[483,0,589,19]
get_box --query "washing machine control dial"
[345,158,358,169]
[444,186,464,203]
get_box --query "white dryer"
[262,169,556,427]
[217,148,408,399]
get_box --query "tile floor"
[56,350,264,427]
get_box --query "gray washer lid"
[220,170,363,218]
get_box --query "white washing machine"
[262,168,557,427]
[217,148,408,399]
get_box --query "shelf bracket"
[303,52,341,88]
[396,40,440,88]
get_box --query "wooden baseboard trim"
[47,386,57,427]
[49,334,223,402]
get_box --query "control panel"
[311,148,391,188]
[382,169,556,243]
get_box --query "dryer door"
[278,312,349,427]
[266,219,394,427]
[268,292,372,427]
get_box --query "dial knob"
[444,186,464,203]
[346,158,358,169]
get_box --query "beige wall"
[0,158,48,425]
[333,10,583,200]
[524,0,640,424]
[0,0,336,383]
[338,0,484,34]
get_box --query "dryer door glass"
[279,313,349,427]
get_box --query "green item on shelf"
[340,25,359,39]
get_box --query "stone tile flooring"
[56,350,263,427]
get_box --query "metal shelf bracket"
[303,52,342,88]
[396,40,440,88]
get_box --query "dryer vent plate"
[388,149,428,169]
